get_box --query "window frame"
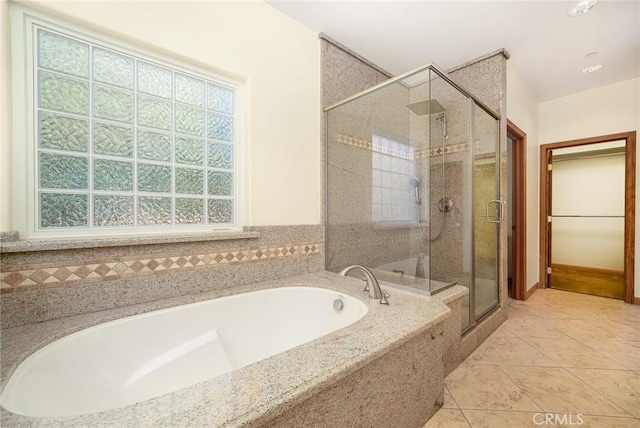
[10,4,245,239]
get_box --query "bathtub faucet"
[338,265,389,305]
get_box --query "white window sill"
[0,230,260,253]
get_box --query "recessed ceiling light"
[584,52,599,59]
[568,0,598,17]
[582,64,603,73]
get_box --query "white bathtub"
[0,286,368,418]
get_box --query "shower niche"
[325,64,501,331]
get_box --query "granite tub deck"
[1,271,466,427]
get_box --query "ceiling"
[266,0,640,102]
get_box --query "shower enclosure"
[325,63,501,331]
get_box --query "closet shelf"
[550,215,624,218]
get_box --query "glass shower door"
[472,105,500,322]
[427,70,472,323]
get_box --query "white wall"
[551,154,625,270]
[506,62,539,290]
[539,77,640,298]
[508,66,639,297]
[0,0,12,232]
[0,0,321,231]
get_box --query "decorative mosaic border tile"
[337,134,413,160]
[1,243,322,293]
[337,133,474,160]
[336,134,373,150]
[415,141,474,159]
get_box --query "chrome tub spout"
[338,265,389,304]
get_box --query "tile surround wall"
[322,36,426,272]
[1,225,324,328]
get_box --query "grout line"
[493,364,545,413]
[457,408,474,428]
[443,384,461,410]
[561,367,636,418]
[550,331,634,371]
[482,334,564,368]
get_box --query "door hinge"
[548,216,552,223]
[546,266,552,274]
[548,164,553,171]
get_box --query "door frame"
[539,131,636,304]
[507,120,527,300]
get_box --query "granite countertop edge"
[0,230,261,253]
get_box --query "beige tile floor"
[425,288,640,428]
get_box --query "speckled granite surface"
[1,225,324,327]
[0,271,464,427]
[0,230,260,253]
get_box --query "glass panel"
[207,112,233,142]
[208,198,232,223]
[175,167,204,195]
[208,142,233,169]
[39,112,88,153]
[39,71,89,115]
[176,73,205,107]
[93,122,134,158]
[138,163,172,193]
[138,196,171,225]
[92,47,134,89]
[137,130,172,162]
[175,198,204,224]
[414,70,473,326]
[39,152,88,189]
[207,83,233,114]
[137,95,172,130]
[325,69,423,294]
[175,137,205,166]
[93,85,134,123]
[324,66,504,333]
[175,104,205,137]
[94,195,134,226]
[93,159,133,191]
[40,193,88,228]
[473,105,500,321]
[38,30,88,78]
[207,171,233,196]
[137,62,172,99]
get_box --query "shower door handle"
[486,200,504,223]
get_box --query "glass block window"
[372,135,416,223]
[33,26,238,231]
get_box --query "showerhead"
[407,99,446,116]
[409,177,421,205]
